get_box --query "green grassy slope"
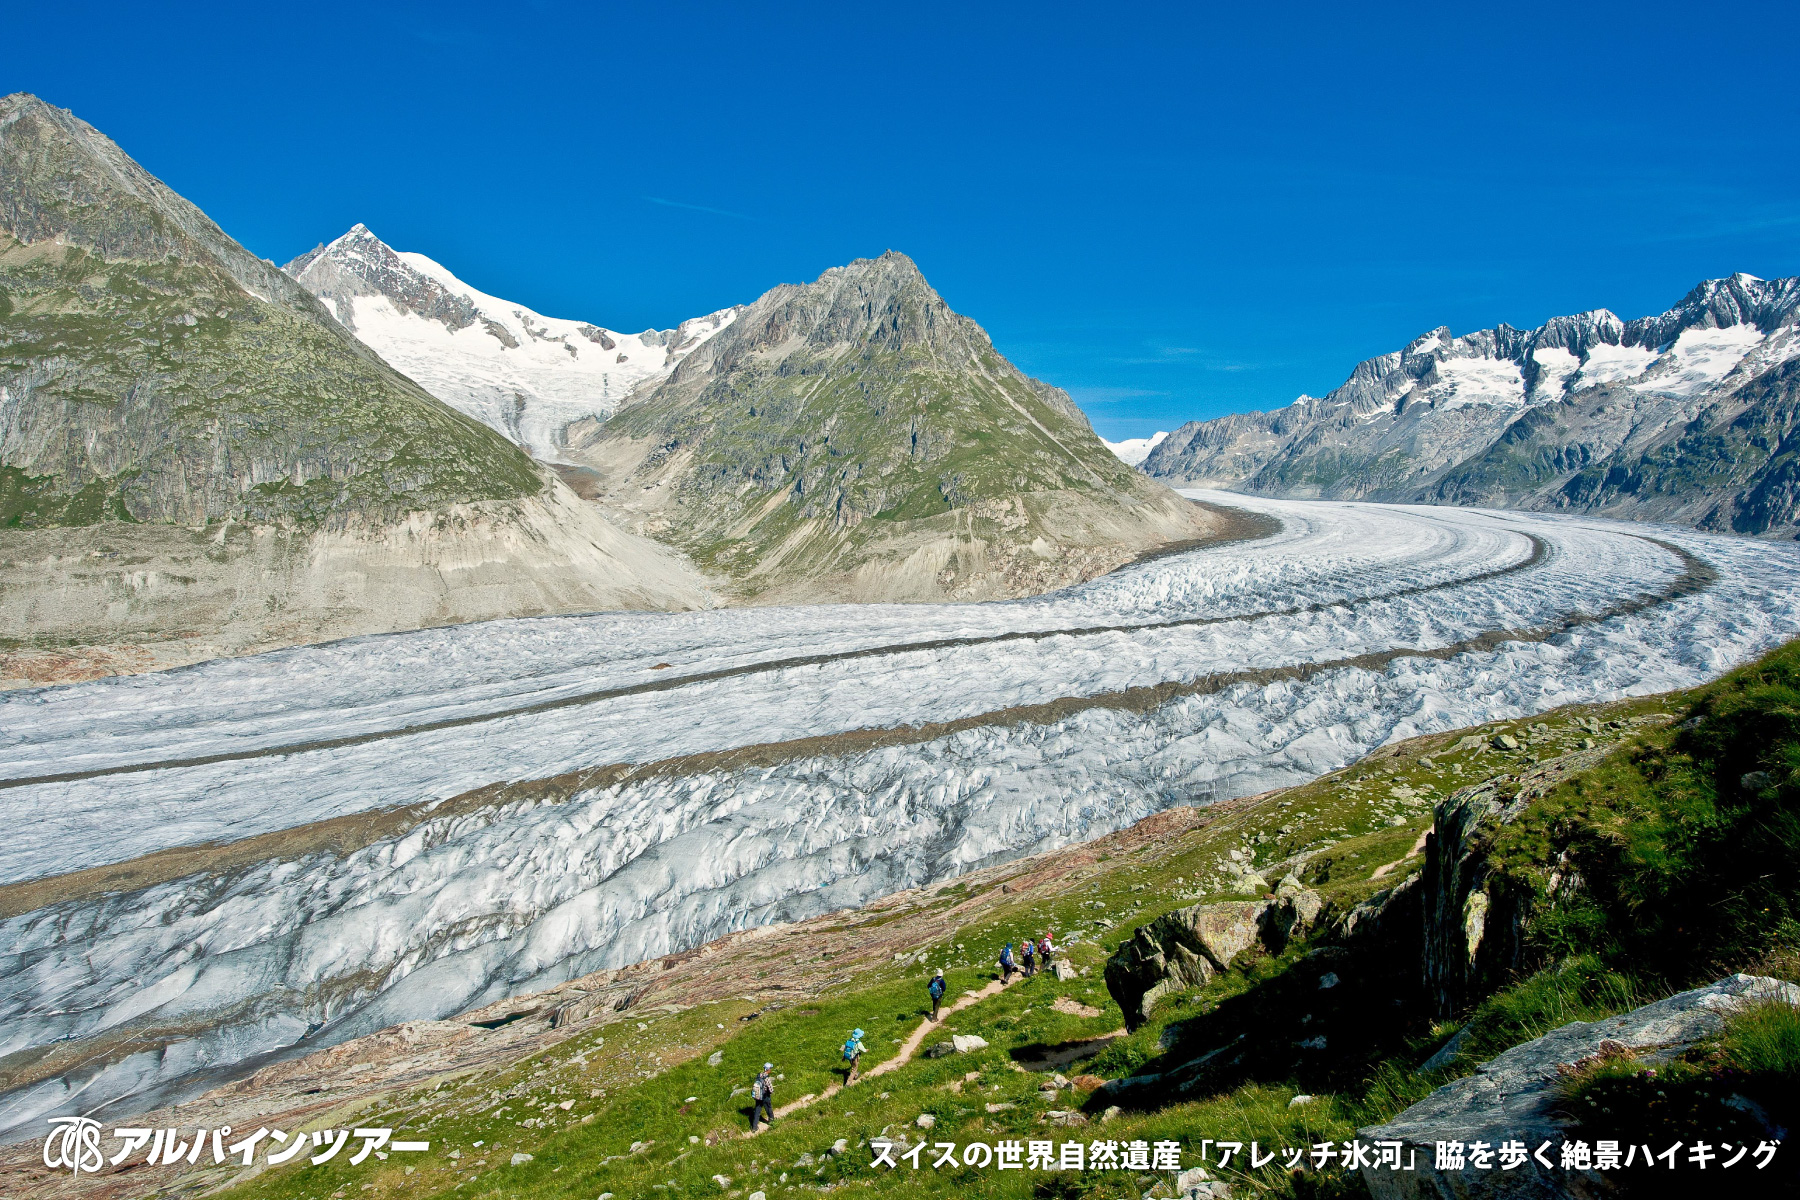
[0,94,542,530]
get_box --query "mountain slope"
[568,252,1221,602]
[285,226,740,460]
[1143,274,1800,536]
[0,94,713,686]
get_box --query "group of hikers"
[997,930,1056,984]
[746,930,1059,1132]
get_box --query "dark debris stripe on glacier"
[0,536,1707,919]
[0,534,1552,793]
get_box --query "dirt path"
[762,975,1022,1127]
[1371,825,1432,879]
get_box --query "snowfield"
[2,494,1797,1138]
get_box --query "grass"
[0,235,543,530]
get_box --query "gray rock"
[1417,1025,1472,1074]
[925,1041,956,1058]
[1360,974,1800,1200]
[914,1113,936,1129]
[950,1034,989,1053]
[1174,1165,1233,1199]
[1051,960,1079,981]
[1106,891,1327,1027]
[510,1153,534,1166]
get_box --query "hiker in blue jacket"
[843,1028,867,1083]
[1022,937,1037,977]
[999,941,1016,983]
[928,968,947,1021]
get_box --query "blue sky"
[11,1,1799,438]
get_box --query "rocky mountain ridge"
[0,93,714,686]
[1144,273,1800,536]
[568,251,1221,602]
[285,225,741,460]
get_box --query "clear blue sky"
[12,2,1799,438]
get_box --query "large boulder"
[1105,892,1325,1028]
[1358,974,1800,1200]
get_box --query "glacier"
[284,225,741,460]
[2,493,1798,1139]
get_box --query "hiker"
[843,1028,867,1083]
[928,968,947,1021]
[999,941,1016,983]
[1040,932,1055,971]
[750,1062,775,1132]
[1022,937,1036,976]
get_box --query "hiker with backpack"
[999,941,1016,983]
[928,968,947,1020]
[1040,933,1056,972]
[1022,937,1036,976]
[843,1028,867,1083]
[750,1062,775,1131]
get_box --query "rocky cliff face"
[0,94,714,685]
[569,252,1220,603]
[284,226,741,460]
[1143,274,1800,537]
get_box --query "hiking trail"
[759,974,1022,1128]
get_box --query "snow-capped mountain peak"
[1142,272,1800,535]
[285,226,742,460]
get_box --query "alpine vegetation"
[568,252,1223,603]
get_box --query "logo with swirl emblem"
[43,1116,106,1176]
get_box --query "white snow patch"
[1529,347,1581,401]
[1421,355,1527,409]
[1573,341,1658,389]
[1102,432,1168,466]
[297,231,738,461]
[1631,324,1767,398]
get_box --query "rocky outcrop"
[1105,889,1326,1028]
[1419,744,1619,1018]
[1358,974,1800,1200]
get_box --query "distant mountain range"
[1142,274,1800,537]
[286,226,740,460]
[287,231,1218,604]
